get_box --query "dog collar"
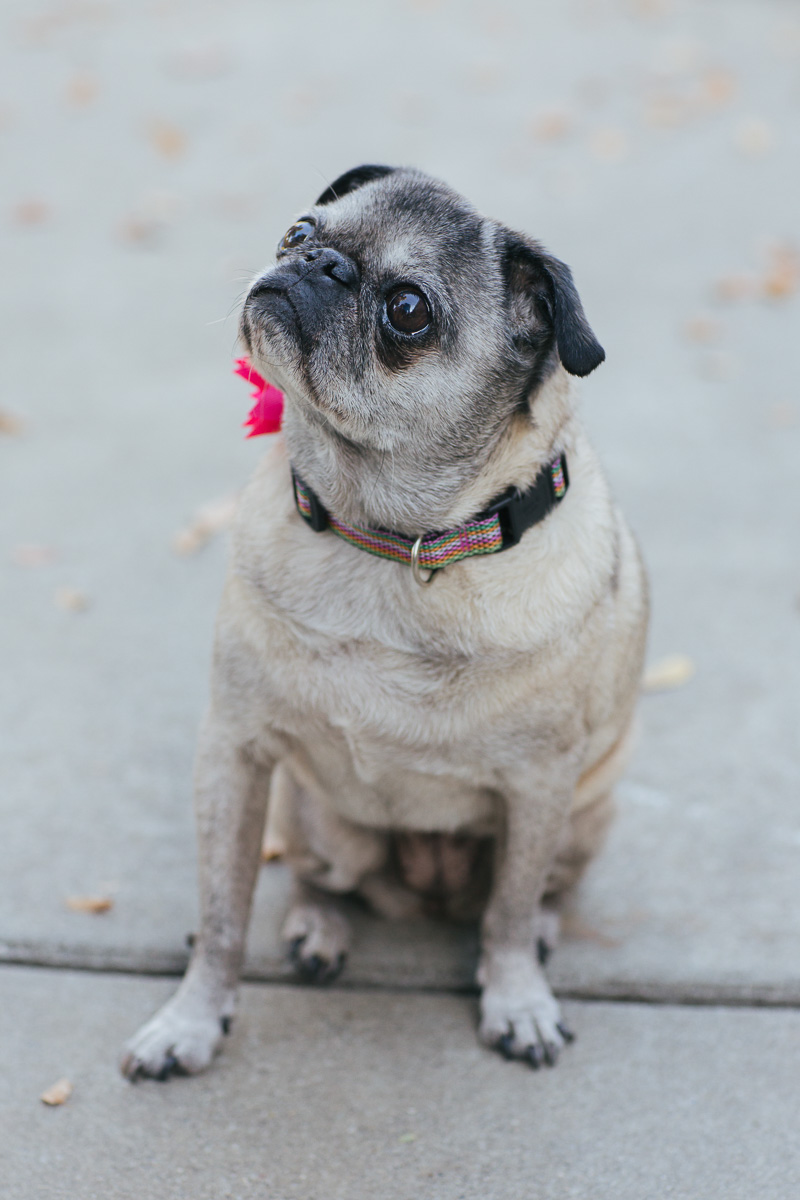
[292,456,569,585]
[232,357,569,584]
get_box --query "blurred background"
[2,2,800,1195]
[1,0,799,1009]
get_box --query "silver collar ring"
[410,536,435,586]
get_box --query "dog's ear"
[315,164,397,207]
[503,234,605,378]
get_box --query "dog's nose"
[302,247,359,289]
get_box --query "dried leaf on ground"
[642,653,695,692]
[147,119,186,159]
[654,36,701,75]
[40,1078,73,1106]
[735,117,775,157]
[66,73,98,106]
[643,91,695,128]
[12,200,49,226]
[118,216,162,245]
[768,402,798,429]
[561,913,621,947]
[65,895,113,914]
[761,243,800,300]
[172,494,238,556]
[530,109,572,141]
[697,350,737,381]
[629,0,672,19]
[118,190,179,245]
[683,315,721,343]
[713,273,756,304]
[700,68,736,107]
[13,544,57,567]
[589,127,629,163]
[23,2,111,45]
[391,91,429,128]
[261,837,286,863]
[769,21,800,61]
[0,408,24,434]
[54,586,90,612]
[166,41,232,80]
[282,88,319,123]
[463,63,502,94]
[714,245,799,305]
[212,193,258,220]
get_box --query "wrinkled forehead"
[311,174,491,283]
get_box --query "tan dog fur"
[121,168,648,1079]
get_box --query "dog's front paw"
[282,901,351,984]
[120,986,232,1081]
[478,949,574,1068]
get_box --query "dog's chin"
[244,333,361,442]
[243,292,300,360]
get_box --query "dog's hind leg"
[275,760,395,980]
[282,879,353,983]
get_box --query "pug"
[121,165,648,1079]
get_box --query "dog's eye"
[386,289,431,334]
[281,220,315,250]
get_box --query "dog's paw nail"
[120,1053,142,1082]
[220,1016,232,1035]
[526,1044,543,1070]
[536,937,550,966]
[155,1053,180,1082]
[294,951,323,982]
[556,1021,575,1044]
[496,1032,515,1060]
[288,936,306,966]
[185,931,196,949]
[324,952,346,984]
[543,1041,560,1067]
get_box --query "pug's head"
[240,165,604,530]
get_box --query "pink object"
[234,357,284,437]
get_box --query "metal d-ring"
[410,535,435,586]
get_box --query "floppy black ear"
[504,235,605,378]
[315,164,397,207]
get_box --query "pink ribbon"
[234,357,284,437]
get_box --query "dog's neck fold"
[279,368,578,538]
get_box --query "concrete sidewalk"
[1,0,799,1006]
[1,0,799,1195]
[5,965,800,1200]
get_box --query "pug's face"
[240,165,604,460]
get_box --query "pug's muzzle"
[243,248,359,353]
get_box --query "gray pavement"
[1,0,799,1195]
[4,965,800,1200]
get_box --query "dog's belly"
[293,731,498,835]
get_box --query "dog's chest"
[232,464,601,828]
[259,601,572,832]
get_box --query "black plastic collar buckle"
[490,452,569,550]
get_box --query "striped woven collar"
[291,454,569,584]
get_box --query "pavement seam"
[2,947,799,1010]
